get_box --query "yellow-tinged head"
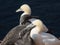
[16,4,31,15]
[32,19,48,33]
[30,19,48,40]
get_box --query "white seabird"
[30,19,60,45]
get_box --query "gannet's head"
[32,19,48,32]
[30,19,48,40]
[16,4,31,15]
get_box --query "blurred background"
[0,0,60,40]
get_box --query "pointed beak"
[16,8,22,12]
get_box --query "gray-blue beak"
[16,8,22,12]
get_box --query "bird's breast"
[30,27,40,40]
[40,33,59,43]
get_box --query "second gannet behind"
[30,19,60,45]
[30,19,48,39]
[30,19,48,45]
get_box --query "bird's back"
[1,25,27,45]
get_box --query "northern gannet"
[30,19,60,45]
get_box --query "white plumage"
[30,19,60,45]
[16,4,31,16]
[16,4,60,45]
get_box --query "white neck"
[21,12,31,17]
[30,26,40,39]
[20,12,31,25]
